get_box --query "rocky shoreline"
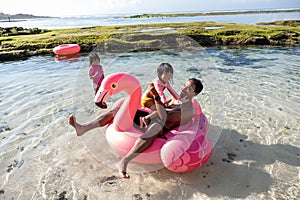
[0,20,299,61]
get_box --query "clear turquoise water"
[0,46,299,199]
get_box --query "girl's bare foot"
[139,117,149,128]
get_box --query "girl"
[141,62,180,109]
[140,63,180,131]
[88,52,104,94]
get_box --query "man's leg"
[69,108,116,136]
[139,111,158,128]
[119,122,163,178]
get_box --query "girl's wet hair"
[157,63,174,76]
[89,52,100,65]
[157,63,174,80]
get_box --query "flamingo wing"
[160,101,213,173]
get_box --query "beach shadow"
[148,126,300,199]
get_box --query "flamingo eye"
[111,83,117,89]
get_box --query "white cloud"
[106,0,138,8]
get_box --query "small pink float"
[53,44,80,55]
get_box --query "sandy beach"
[0,46,299,199]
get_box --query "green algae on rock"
[0,20,299,61]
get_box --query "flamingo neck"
[113,87,142,131]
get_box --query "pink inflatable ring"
[53,44,80,55]
[95,72,214,173]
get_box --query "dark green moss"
[0,27,49,36]
[0,20,299,61]
[257,20,300,27]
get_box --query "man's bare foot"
[68,114,85,136]
[119,171,130,179]
[119,159,130,179]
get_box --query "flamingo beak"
[94,90,108,109]
[95,101,107,109]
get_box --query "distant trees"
[0,12,51,20]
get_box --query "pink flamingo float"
[95,72,213,173]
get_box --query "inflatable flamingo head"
[94,72,141,108]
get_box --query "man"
[69,78,203,179]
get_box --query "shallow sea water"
[0,46,299,199]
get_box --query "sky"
[1,0,299,17]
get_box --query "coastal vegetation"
[0,27,49,36]
[0,12,51,21]
[0,20,299,61]
[125,9,300,18]
[256,20,300,27]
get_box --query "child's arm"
[90,71,99,79]
[153,79,168,104]
[165,82,180,100]
[149,84,167,121]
